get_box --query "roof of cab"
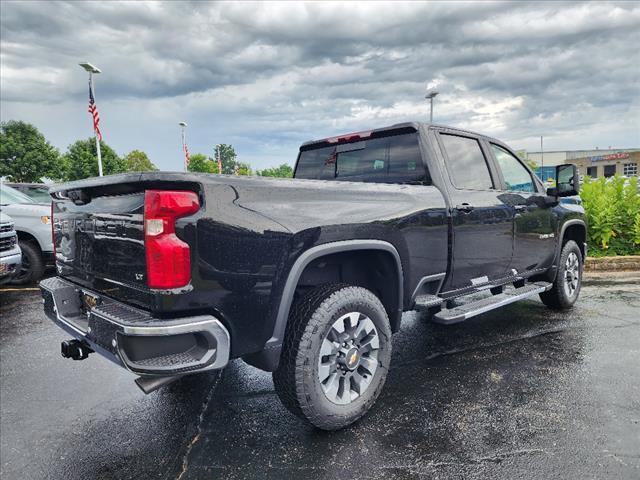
[300,122,498,149]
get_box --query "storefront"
[572,151,639,178]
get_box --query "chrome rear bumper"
[40,277,230,376]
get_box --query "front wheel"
[12,241,45,285]
[540,240,583,310]
[273,284,392,430]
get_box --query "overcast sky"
[1,1,639,171]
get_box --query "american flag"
[183,142,191,167]
[88,80,102,141]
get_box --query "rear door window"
[439,134,494,190]
[295,132,429,184]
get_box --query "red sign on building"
[588,152,630,162]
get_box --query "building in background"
[519,148,639,181]
[571,151,639,179]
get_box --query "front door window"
[491,144,535,192]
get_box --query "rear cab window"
[294,130,430,185]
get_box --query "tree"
[516,150,539,171]
[0,120,61,182]
[216,144,240,175]
[124,150,157,172]
[62,139,126,181]
[187,145,251,175]
[187,153,215,173]
[209,144,252,175]
[256,163,293,178]
[236,163,252,176]
[524,158,539,171]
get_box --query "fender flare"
[15,229,45,252]
[556,219,587,261]
[264,239,404,353]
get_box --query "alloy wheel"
[563,251,580,297]
[317,311,380,405]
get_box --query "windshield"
[0,184,35,205]
[21,185,52,203]
[295,132,429,185]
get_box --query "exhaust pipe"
[135,375,182,394]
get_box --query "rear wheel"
[540,240,582,309]
[273,284,392,430]
[12,241,45,285]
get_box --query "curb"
[583,271,640,285]
[584,255,640,272]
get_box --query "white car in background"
[0,212,21,284]
[0,184,53,284]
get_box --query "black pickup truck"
[41,122,586,430]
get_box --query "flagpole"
[180,122,188,172]
[216,144,222,174]
[182,126,186,172]
[90,73,103,177]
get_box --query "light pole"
[79,62,103,176]
[425,90,439,123]
[179,122,188,172]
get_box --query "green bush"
[579,176,640,257]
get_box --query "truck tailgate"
[54,192,147,287]
[51,174,203,310]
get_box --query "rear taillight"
[144,190,200,289]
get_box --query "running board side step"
[414,294,444,310]
[432,282,552,325]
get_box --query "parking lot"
[1,275,639,480]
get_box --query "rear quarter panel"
[185,177,448,357]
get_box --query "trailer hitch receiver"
[61,339,93,360]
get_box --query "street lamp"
[79,62,101,74]
[79,62,103,176]
[425,90,439,123]
[179,122,188,172]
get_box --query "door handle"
[456,203,474,213]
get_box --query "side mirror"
[547,164,579,197]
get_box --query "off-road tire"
[540,240,582,310]
[273,283,392,430]
[12,240,45,285]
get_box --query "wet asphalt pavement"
[1,276,639,480]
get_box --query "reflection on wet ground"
[1,278,639,479]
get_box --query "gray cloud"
[1,0,639,170]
